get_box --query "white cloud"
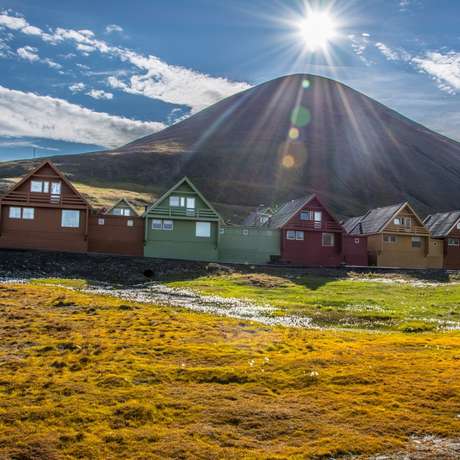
[86,89,113,100]
[17,45,39,62]
[0,140,60,151]
[412,51,460,94]
[374,42,411,62]
[105,24,123,34]
[0,10,250,113]
[348,34,372,64]
[0,85,165,148]
[69,82,86,93]
[43,58,62,69]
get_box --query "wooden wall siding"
[144,219,219,261]
[367,234,443,269]
[0,206,88,253]
[218,226,280,265]
[342,235,368,266]
[383,206,429,236]
[88,215,144,257]
[439,223,460,269]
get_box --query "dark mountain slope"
[0,74,459,221]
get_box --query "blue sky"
[0,0,459,160]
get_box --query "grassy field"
[166,272,460,331]
[0,282,459,458]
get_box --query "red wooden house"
[424,211,460,269]
[88,198,144,257]
[0,161,91,253]
[266,195,367,267]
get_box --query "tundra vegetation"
[0,280,459,458]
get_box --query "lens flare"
[289,127,299,140]
[291,106,311,127]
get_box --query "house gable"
[381,203,429,236]
[1,160,89,209]
[143,177,221,221]
[105,198,139,217]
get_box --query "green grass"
[0,282,459,458]
[166,273,460,330]
[31,278,89,289]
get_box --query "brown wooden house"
[345,202,443,269]
[0,161,91,253]
[88,198,144,257]
[424,211,460,269]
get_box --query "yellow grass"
[0,283,459,459]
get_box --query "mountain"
[1,74,459,221]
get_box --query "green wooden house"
[143,177,221,261]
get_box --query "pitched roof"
[266,195,315,229]
[242,206,272,227]
[1,160,90,208]
[345,203,406,235]
[105,198,139,216]
[143,176,222,220]
[424,211,460,238]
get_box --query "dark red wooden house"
[88,198,144,257]
[266,195,367,267]
[0,161,91,253]
[424,211,460,269]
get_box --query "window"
[127,219,134,227]
[163,220,174,231]
[242,229,249,236]
[394,216,411,228]
[169,196,180,207]
[30,180,43,192]
[61,210,80,228]
[98,218,105,225]
[384,235,397,243]
[300,211,313,221]
[9,207,21,219]
[260,216,269,224]
[295,231,304,240]
[196,221,211,237]
[43,181,49,193]
[412,236,422,248]
[113,208,122,216]
[51,182,61,195]
[186,197,196,209]
[448,238,460,247]
[314,211,322,222]
[322,233,335,247]
[354,238,360,244]
[22,208,35,220]
[286,231,296,240]
[152,219,162,230]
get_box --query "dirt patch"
[232,273,291,288]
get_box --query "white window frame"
[22,208,35,220]
[295,231,304,240]
[448,238,460,247]
[43,181,49,193]
[152,219,162,230]
[383,235,397,244]
[286,230,296,240]
[169,196,180,207]
[322,232,335,247]
[123,209,131,216]
[30,180,43,193]
[300,210,314,221]
[411,236,422,248]
[163,220,174,231]
[98,218,105,225]
[113,208,122,216]
[196,221,211,238]
[51,181,61,195]
[9,207,21,219]
[186,197,196,209]
[314,211,322,222]
[127,219,134,227]
[61,210,80,228]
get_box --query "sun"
[297,11,338,51]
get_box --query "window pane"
[9,207,21,218]
[286,231,296,240]
[51,182,61,195]
[43,181,49,193]
[127,219,134,227]
[169,196,180,207]
[61,210,80,228]
[152,219,162,230]
[300,211,313,221]
[196,221,211,237]
[296,231,304,240]
[30,181,42,192]
[22,208,35,220]
[123,209,131,216]
[322,233,334,247]
[98,218,105,225]
[186,197,196,209]
[163,220,174,231]
[113,208,122,215]
[314,211,322,221]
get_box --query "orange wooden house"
[0,161,91,253]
